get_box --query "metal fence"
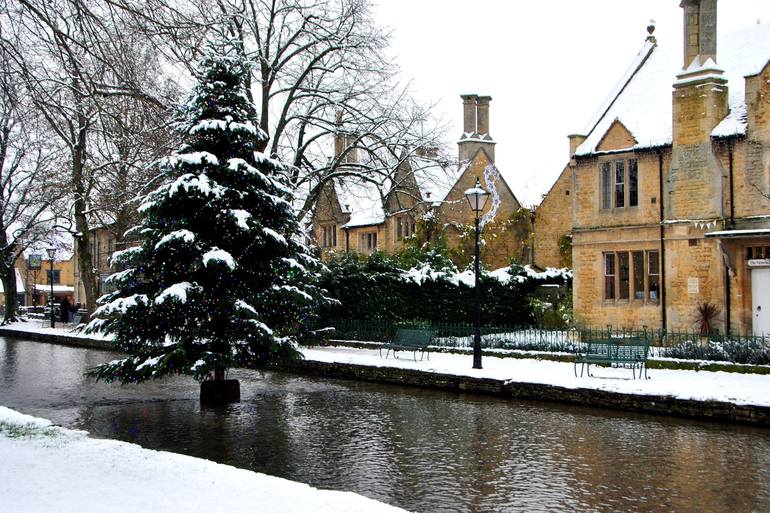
[317,319,770,365]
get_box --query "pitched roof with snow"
[335,156,462,229]
[575,23,770,156]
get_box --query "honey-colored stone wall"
[438,149,524,269]
[661,225,725,331]
[533,165,572,269]
[573,151,666,231]
[572,226,662,329]
[596,120,637,152]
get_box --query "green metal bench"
[574,335,651,379]
[380,328,436,361]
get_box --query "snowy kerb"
[0,406,409,513]
[301,347,770,408]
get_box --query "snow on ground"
[301,346,770,407]
[0,406,409,513]
[3,321,770,407]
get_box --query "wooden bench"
[574,336,651,379]
[380,328,436,361]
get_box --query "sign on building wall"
[748,259,770,267]
[687,277,699,294]
[27,254,42,271]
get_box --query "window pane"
[615,161,625,208]
[604,253,615,300]
[633,251,644,299]
[618,252,629,299]
[332,225,337,247]
[397,220,402,240]
[629,159,638,207]
[648,250,660,301]
[601,162,611,209]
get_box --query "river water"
[1,337,769,513]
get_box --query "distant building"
[73,223,141,307]
[312,95,526,269]
[536,0,770,334]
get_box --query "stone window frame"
[395,215,416,241]
[358,231,378,254]
[603,249,660,304]
[321,224,337,248]
[600,158,639,210]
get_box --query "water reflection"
[1,337,769,513]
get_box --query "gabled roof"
[334,155,462,229]
[575,23,770,157]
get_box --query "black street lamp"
[464,177,490,369]
[46,247,56,328]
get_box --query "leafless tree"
[1,0,177,311]
[114,0,449,222]
[0,49,64,323]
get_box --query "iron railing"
[317,319,770,365]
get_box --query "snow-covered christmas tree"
[86,36,325,402]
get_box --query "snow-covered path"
[301,346,770,407]
[3,321,769,407]
[0,407,409,513]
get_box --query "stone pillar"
[461,94,477,135]
[476,96,491,136]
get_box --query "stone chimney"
[568,134,587,159]
[458,94,495,162]
[476,96,491,136]
[681,0,717,68]
[461,94,477,136]
[667,0,727,221]
[334,111,357,163]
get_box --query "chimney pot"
[476,96,492,136]
[460,94,478,135]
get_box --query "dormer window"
[601,158,638,209]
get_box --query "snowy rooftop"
[575,23,770,156]
[336,156,461,229]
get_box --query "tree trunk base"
[200,379,240,404]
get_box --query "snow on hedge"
[402,263,571,287]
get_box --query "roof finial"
[646,19,657,45]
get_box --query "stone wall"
[287,358,770,427]
[438,149,524,269]
[533,165,572,269]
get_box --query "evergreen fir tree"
[86,37,325,386]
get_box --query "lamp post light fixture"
[464,177,490,369]
[46,247,56,328]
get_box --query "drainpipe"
[657,150,667,332]
[728,140,735,229]
[725,139,735,334]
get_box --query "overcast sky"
[372,0,770,206]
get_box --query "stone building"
[537,0,770,334]
[73,223,142,308]
[311,95,525,269]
